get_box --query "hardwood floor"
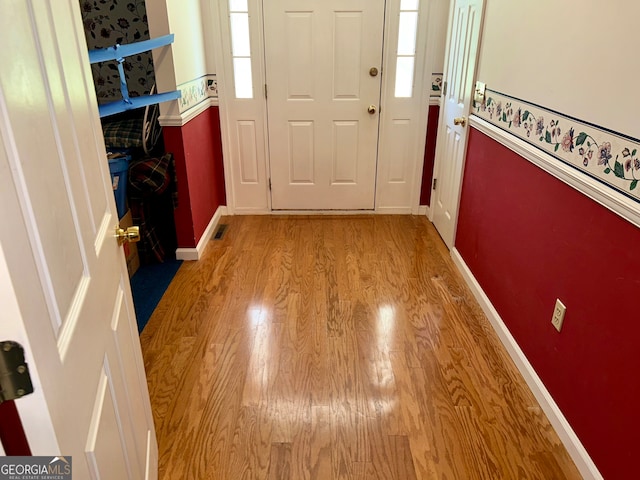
[140,215,581,480]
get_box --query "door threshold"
[270,209,375,215]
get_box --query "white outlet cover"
[552,299,566,332]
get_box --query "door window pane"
[230,13,251,57]
[229,1,253,98]
[229,0,248,12]
[400,0,419,10]
[397,12,418,55]
[234,58,254,98]
[395,57,415,97]
[395,2,419,97]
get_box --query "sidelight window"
[394,0,419,97]
[229,0,253,98]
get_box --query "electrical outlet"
[551,299,566,332]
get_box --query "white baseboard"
[175,206,228,261]
[229,207,424,216]
[450,248,603,480]
[228,208,271,215]
[269,210,376,215]
[374,207,414,214]
[417,205,431,217]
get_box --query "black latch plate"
[0,341,34,404]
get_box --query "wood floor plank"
[388,435,418,480]
[389,351,425,437]
[408,354,472,479]
[268,443,292,480]
[141,215,582,480]
[224,406,272,480]
[309,406,332,480]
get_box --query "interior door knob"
[116,226,140,246]
[453,116,467,127]
[369,67,379,77]
[368,105,377,115]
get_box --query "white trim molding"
[230,209,430,216]
[175,206,227,261]
[159,97,218,127]
[375,206,415,215]
[470,115,640,229]
[418,205,430,216]
[451,248,603,480]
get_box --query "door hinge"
[442,81,447,97]
[432,178,437,190]
[268,178,272,190]
[264,84,268,99]
[0,341,34,404]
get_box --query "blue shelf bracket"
[88,34,181,118]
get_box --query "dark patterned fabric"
[102,117,144,148]
[80,0,155,104]
[128,153,177,263]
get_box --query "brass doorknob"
[116,226,140,246]
[453,116,467,127]
[368,105,377,114]
[369,67,379,77]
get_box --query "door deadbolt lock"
[369,67,379,77]
[116,226,141,246]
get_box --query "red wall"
[420,105,440,206]
[163,107,226,248]
[456,128,640,480]
[0,400,31,455]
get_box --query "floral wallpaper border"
[431,73,443,97]
[177,74,218,114]
[474,90,640,203]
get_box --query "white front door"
[0,3,157,479]
[432,0,484,247]
[264,0,385,210]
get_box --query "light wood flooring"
[140,215,581,479]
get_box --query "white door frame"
[210,0,436,214]
[429,0,486,245]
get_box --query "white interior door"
[265,0,385,210]
[432,0,484,247]
[0,3,157,479]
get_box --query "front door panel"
[265,0,385,210]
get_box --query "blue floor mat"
[130,259,182,333]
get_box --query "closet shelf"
[98,91,181,118]
[88,34,181,118]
